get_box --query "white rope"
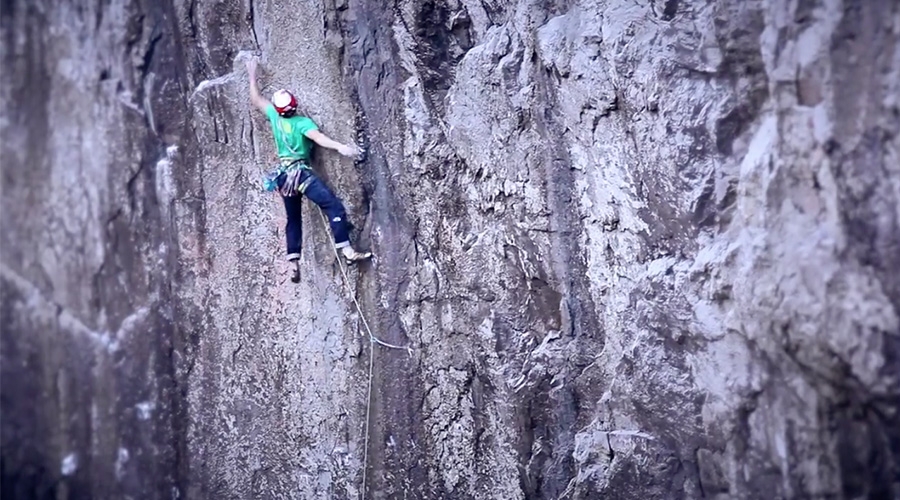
[315,206,411,500]
[316,207,411,353]
[362,332,375,500]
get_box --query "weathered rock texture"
[2,0,899,499]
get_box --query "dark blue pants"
[281,169,351,261]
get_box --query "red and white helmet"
[272,89,298,116]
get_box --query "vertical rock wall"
[2,0,898,499]
[1,1,190,497]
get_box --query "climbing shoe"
[290,261,301,283]
[341,247,372,265]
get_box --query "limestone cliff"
[2,0,898,499]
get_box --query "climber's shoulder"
[295,116,319,135]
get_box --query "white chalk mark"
[117,91,145,115]
[190,51,260,100]
[191,72,237,99]
[115,448,129,480]
[605,429,655,440]
[136,401,156,420]
[61,453,78,475]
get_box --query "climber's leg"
[300,170,372,263]
[282,193,303,282]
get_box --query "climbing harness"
[262,159,313,197]
[315,207,410,500]
[281,168,313,197]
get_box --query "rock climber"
[246,58,372,283]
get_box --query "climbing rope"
[315,208,410,352]
[315,207,410,500]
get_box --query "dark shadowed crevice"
[340,2,437,498]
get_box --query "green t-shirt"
[265,104,318,161]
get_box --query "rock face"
[2,0,898,498]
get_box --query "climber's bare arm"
[305,130,360,158]
[246,59,270,112]
[305,130,344,150]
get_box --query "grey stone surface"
[2,0,898,499]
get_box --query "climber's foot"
[341,247,372,265]
[290,261,301,283]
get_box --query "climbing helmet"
[272,89,298,116]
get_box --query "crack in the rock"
[247,0,260,49]
[231,341,244,365]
